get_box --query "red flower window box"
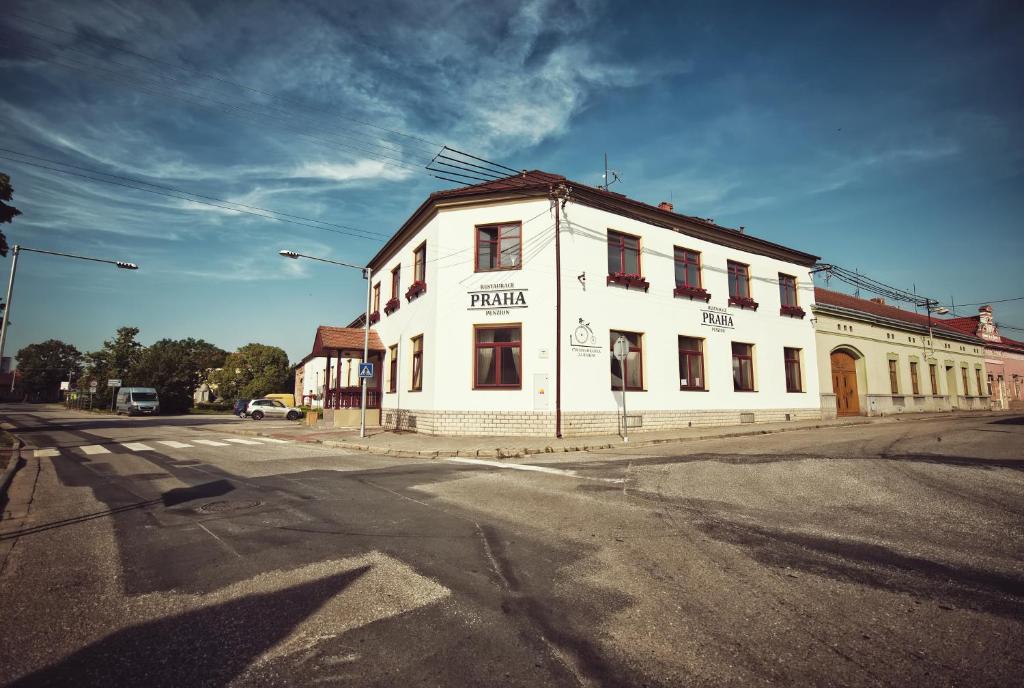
[728,296,759,310]
[368,311,380,325]
[780,304,806,318]
[673,285,711,302]
[606,272,650,292]
[405,280,427,302]
[383,297,400,315]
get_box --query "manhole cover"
[198,499,262,513]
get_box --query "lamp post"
[280,249,372,438]
[0,244,138,369]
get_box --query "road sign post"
[108,379,121,413]
[613,335,629,443]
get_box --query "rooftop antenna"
[601,153,621,191]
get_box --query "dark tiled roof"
[813,288,983,341]
[311,326,384,356]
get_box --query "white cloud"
[291,159,413,183]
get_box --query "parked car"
[233,399,251,418]
[115,387,160,416]
[246,398,303,421]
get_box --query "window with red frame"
[610,330,643,391]
[411,335,423,391]
[413,242,426,283]
[476,223,521,271]
[391,265,401,299]
[732,342,754,391]
[388,345,398,394]
[607,231,641,275]
[779,274,798,307]
[674,248,701,288]
[727,261,751,299]
[784,347,802,392]
[475,325,522,388]
[678,336,705,390]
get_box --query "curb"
[231,417,883,460]
[0,438,24,512]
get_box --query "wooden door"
[830,352,860,416]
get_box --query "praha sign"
[468,282,528,316]
[700,305,735,333]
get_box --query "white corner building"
[353,171,822,437]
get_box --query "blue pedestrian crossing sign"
[358,362,374,379]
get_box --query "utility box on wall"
[533,373,549,410]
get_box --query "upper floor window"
[732,342,755,391]
[372,283,381,312]
[413,242,426,283]
[476,223,521,271]
[674,248,701,288]
[608,230,641,276]
[727,261,751,299]
[390,265,401,299]
[610,330,643,391]
[779,274,798,307]
[475,325,522,388]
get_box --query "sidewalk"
[213,411,1012,460]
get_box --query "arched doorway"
[831,350,861,416]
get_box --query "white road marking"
[257,437,290,444]
[223,438,263,445]
[446,457,624,482]
[34,448,60,458]
[193,439,230,447]
[79,444,111,455]
[0,422,14,430]
[157,441,193,449]
[121,442,154,451]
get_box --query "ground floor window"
[929,363,938,394]
[784,347,802,392]
[732,342,754,391]
[475,325,522,388]
[388,345,398,393]
[976,368,984,397]
[961,366,969,396]
[411,335,423,391]
[610,330,643,391]
[888,359,899,394]
[678,336,704,390]
[910,361,920,395]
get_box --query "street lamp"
[279,249,372,438]
[0,244,139,367]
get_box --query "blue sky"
[1,0,1022,362]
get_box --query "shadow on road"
[8,565,372,688]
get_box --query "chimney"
[658,201,673,212]
[870,297,886,305]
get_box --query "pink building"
[946,306,1024,409]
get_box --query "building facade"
[361,172,823,437]
[944,306,1024,410]
[814,289,990,417]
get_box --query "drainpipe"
[553,186,563,438]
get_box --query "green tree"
[85,326,144,407]
[130,338,227,413]
[210,343,290,401]
[0,172,20,257]
[15,340,81,402]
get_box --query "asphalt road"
[1,405,1022,687]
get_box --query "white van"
[115,387,161,415]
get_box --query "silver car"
[245,398,303,421]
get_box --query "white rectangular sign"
[107,379,121,387]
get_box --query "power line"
[948,296,1024,308]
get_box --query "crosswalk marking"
[34,448,60,458]
[193,439,229,447]
[80,445,111,455]
[257,438,289,444]
[121,442,154,451]
[157,441,193,449]
[223,438,263,445]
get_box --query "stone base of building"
[380,407,822,437]
[861,394,990,416]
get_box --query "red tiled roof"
[813,288,983,341]
[941,316,980,336]
[368,170,819,270]
[311,326,384,356]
